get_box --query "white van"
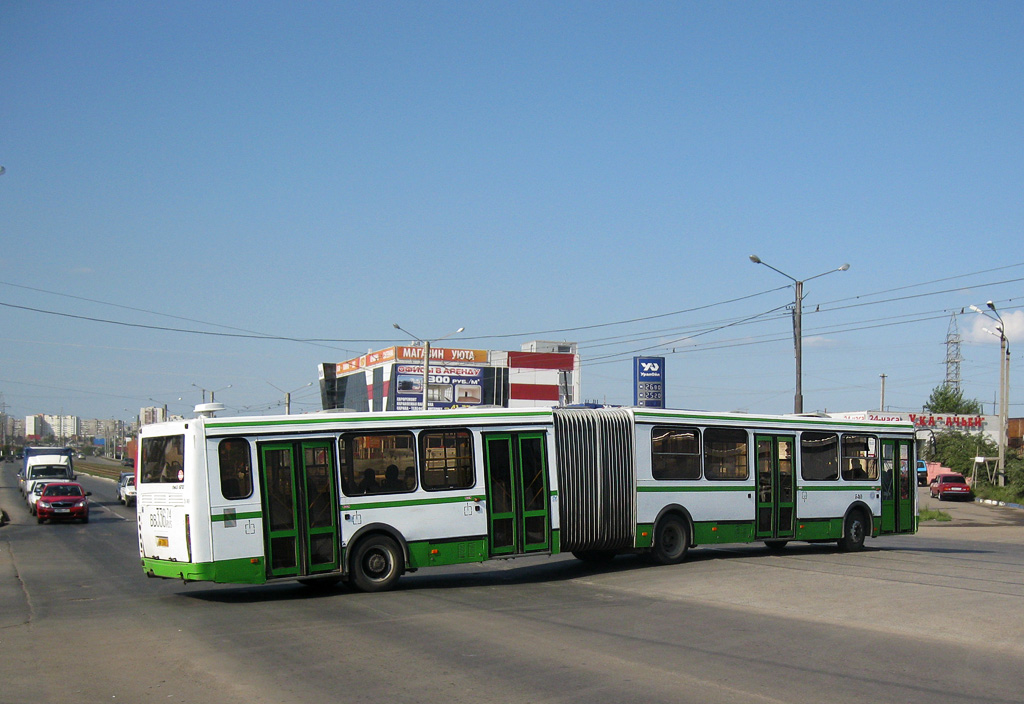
[19,454,75,497]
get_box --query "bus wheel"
[350,535,403,592]
[764,540,789,552]
[838,511,867,552]
[651,515,689,565]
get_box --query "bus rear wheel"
[350,535,403,592]
[651,515,689,565]
[838,511,867,552]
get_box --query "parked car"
[35,482,91,523]
[117,474,136,506]
[929,473,974,501]
[26,482,50,515]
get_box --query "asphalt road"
[2,460,1023,704]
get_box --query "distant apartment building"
[45,414,80,440]
[24,414,48,439]
[140,406,167,425]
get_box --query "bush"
[970,455,1024,504]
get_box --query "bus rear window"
[141,435,186,483]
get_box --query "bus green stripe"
[209,490,560,519]
[206,409,552,429]
[798,484,879,492]
[342,494,486,510]
[638,485,751,493]
[633,409,913,430]
[211,511,263,522]
[638,484,879,493]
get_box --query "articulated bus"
[136,406,917,592]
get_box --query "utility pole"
[749,256,850,414]
[879,374,887,412]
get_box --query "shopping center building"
[319,341,579,412]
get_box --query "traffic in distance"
[14,447,92,523]
[135,405,918,592]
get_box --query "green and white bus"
[136,406,917,592]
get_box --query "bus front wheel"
[651,515,689,565]
[350,535,404,592]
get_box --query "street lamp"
[749,255,850,414]
[970,301,1010,486]
[267,381,313,415]
[393,323,465,410]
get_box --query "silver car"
[116,474,137,507]
[26,482,49,515]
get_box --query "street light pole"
[971,302,1010,486]
[749,255,850,414]
[393,323,465,410]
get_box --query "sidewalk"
[0,533,31,630]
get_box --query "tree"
[923,384,983,415]
[922,430,996,475]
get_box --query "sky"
[1,2,1023,424]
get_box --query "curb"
[977,498,1024,511]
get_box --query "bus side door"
[258,440,340,579]
[881,439,916,534]
[755,435,796,541]
[483,432,551,557]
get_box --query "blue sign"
[633,357,666,408]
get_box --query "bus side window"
[651,425,701,480]
[420,429,474,491]
[841,435,878,481]
[801,432,839,481]
[703,427,748,480]
[339,432,416,497]
[218,438,253,500]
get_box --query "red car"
[35,482,91,524]
[929,473,974,501]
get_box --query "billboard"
[394,364,486,411]
[633,357,665,408]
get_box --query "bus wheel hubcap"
[367,552,388,576]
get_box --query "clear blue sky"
[2,2,1022,423]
